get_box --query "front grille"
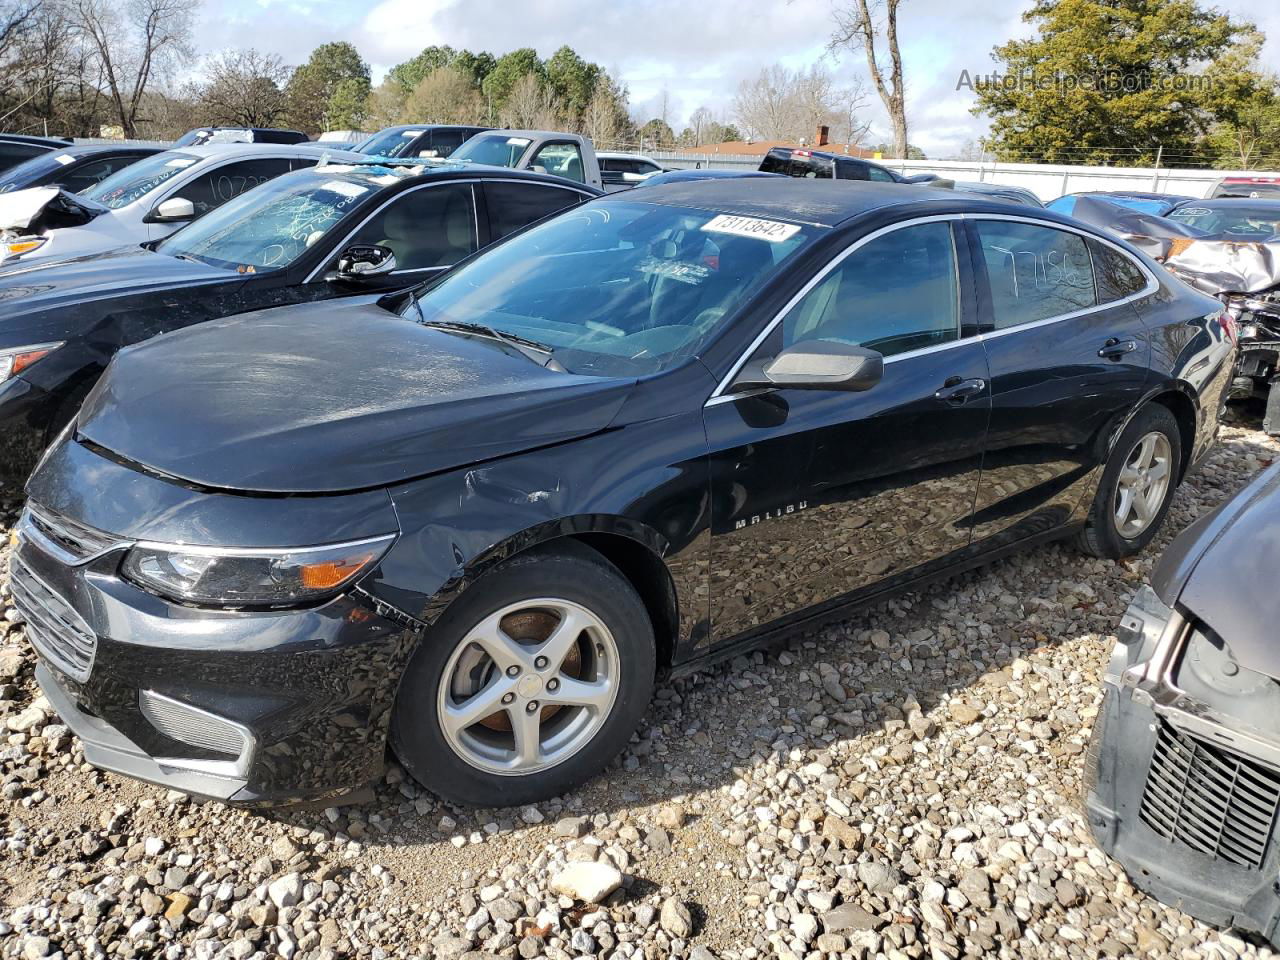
[8,554,96,682]
[1140,721,1280,869]
[24,502,120,561]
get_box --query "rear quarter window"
[976,221,1097,328]
[1088,239,1149,303]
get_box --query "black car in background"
[173,127,309,147]
[0,144,162,195]
[355,124,492,159]
[759,146,905,182]
[0,135,73,173]
[14,180,1233,808]
[1087,461,1280,948]
[0,163,598,481]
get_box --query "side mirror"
[146,197,196,223]
[733,339,883,392]
[335,244,397,280]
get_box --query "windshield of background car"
[0,151,77,193]
[407,201,817,376]
[357,129,423,158]
[83,151,199,208]
[452,134,531,167]
[759,151,835,179]
[155,172,378,272]
[1212,182,1280,199]
[1168,203,1280,238]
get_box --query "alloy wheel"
[436,598,620,775]
[1113,431,1172,539]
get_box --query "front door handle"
[1099,337,1138,360]
[934,377,987,405]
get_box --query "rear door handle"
[1099,337,1138,360]
[934,377,987,404]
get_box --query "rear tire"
[391,544,655,807]
[1077,403,1181,559]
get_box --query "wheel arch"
[429,515,683,670]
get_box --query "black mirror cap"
[734,339,884,392]
[335,244,397,281]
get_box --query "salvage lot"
[0,414,1277,960]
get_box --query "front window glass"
[453,134,532,167]
[156,171,378,272]
[409,201,817,376]
[0,152,76,193]
[357,129,424,158]
[84,151,199,208]
[348,182,476,271]
[1168,203,1280,239]
[531,143,585,182]
[780,222,959,357]
[976,221,1096,328]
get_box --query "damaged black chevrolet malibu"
[1087,462,1280,946]
[13,180,1234,807]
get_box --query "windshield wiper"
[420,318,567,372]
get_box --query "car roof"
[609,177,1027,227]
[480,129,584,142]
[377,123,487,132]
[0,134,72,146]
[47,143,164,158]
[172,143,363,160]
[309,160,600,194]
[598,151,655,160]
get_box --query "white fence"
[651,151,1278,202]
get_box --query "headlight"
[121,534,396,607]
[0,341,63,382]
[1,236,46,258]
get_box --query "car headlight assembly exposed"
[121,535,396,607]
[0,341,63,382]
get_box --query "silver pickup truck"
[450,130,603,192]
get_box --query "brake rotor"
[475,609,583,732]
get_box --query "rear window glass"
[976,221,1097,328]
[759,151,835,179]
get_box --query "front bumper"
[1086,589,1280,944]
[11,509,417,807]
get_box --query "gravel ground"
[2,411,1278,960]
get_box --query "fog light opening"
[138,690,254,779]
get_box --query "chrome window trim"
[707,212,1161,405]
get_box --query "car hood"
[0,245,233,317]
[1152,460,1280,678]
[76,300,637,493]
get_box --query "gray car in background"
[1087,461,1280,947]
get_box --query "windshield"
[759,150,835,179]
[0,151,77,193]
[357,129,425,158]
[156,171,377,272]
[452,133,531,167]
[408,201,817,376]
[83,151,199,208]
[1213,182,1280,199]
[1168,203,1280,239]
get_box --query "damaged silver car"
[1086,462,1280,946]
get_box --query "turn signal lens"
[2,236,46,258]
[0,342,63,382]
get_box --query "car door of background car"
[964,216,1153,551]
[702,218,991,642]
[529,142,587,184]
[143,156,306,240]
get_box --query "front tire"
[1077,403,1181,559]
[391,544,656,807]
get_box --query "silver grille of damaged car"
[8,554,97,682]
[24,502,121,562]
[1140,721,1280,870]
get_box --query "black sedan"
[0,135,72,174]
[16,180,1233,808]
[0,144,163,196]
[0,162,598,481]
[1087,461,1280,947]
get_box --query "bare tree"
[72,0,197,137]
[733,64,794,140]
[499,71,562,129]
[831,0,908,158]
[196,48,289,127]
[688,105,714,145]
[831,79,872,147]
[733,63,867,145]
[581,73,629,145]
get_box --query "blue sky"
[198,0,1280,158]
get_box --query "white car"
[0,143,362,265]
[597,151,666,192]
